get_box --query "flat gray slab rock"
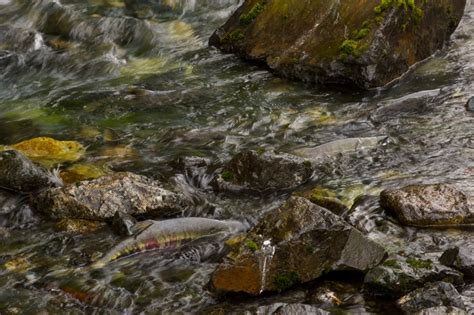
[380,184,473,227]
[33,172,189,221]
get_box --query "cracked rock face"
[380,184,474,227]
[211,197,386,295]
[33,172,189,221]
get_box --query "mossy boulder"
[212,150,313,193]
[364,254,464,298]
[33,172,190,221]
[210,0,466,89]
[211,197,386,295]
[380,184,474,227]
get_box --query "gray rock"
[364,255,464,298]
[254,303,329,315]
[440,247,474,277]
[213,150,313,192]
[111,211,137,236]
[415,306,467,315]
[466,97,474,111]
[211,197,386,295]
[0,150,62,193]
[397,282,466,314]
[33,172,189,221]
[380,184,473,227]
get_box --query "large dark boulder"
[364,254,464,298]
[380,184,473,227]
[440,247,474,277]
[213,150,313,193]
[211,197,386,295]
[210,0,466,89]
[397,282,466,314]
[33,172,189,221]
[0,150,62,193]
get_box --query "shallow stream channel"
[0,0,473,314]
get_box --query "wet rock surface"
[0,150,61,193]
[55,219,106,234]
[33,172,189,221]
[380,184,474,227]
[440,247,474,277]
[251,303,329,315]
[111,211,137,236]
[467,96,474,111]
[211,197,386,295]
[213,150,313,193]
[397,282,466,314]
[364,254,464,298]
[210,0,466,89]
[415,306,468,315]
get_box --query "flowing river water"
[0,0,473,314]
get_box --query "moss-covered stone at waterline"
[273,271,300,291]
[406,258,433,269]
[240,1,267,25]
[246,240,258,251]
[383,259,402,269]
[374,0,424,24]
[221,170,234,181]
[222,29,245,44]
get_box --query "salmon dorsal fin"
[131,220,154,237]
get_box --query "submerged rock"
[251,303,329,315]
[397,282,466,314]
[7,137,86,167]
[33,172,189,221]
[380,184,473,227]
[213,150,313,192]
[364,255,464,298]
[0,150,62,193]
[440,247,474,277]
[60,164,107,185]
[55,219,106,234]
[209,0,465,89]
[211,197,386,295]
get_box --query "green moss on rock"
[240,1,267,25]
[273,271,300,291]
[407,258,433,269]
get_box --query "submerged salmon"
[91,217,247,268]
